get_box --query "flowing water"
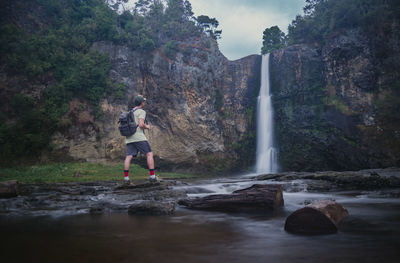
[1,55,399,263]
[1,176,399,263]
[255,54,279,174]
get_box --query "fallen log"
[284,200,349,235]
[0,180,20,198]
[178,184,283,212]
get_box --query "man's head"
[134,95,147,107]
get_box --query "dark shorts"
[126,141,152,157]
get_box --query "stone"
[128,201,175,216]
[0,180,19,198]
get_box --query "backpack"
[118,108,138,137]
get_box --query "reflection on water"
[1,179,400,263]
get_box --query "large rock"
[0,180,19,198]
[128,201,175,216]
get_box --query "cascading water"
[255,54,278,174]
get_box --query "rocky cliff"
[270,26,400,171]
[50,38,260,172]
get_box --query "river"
[1,176,399,263]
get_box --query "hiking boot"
[149,175,161,183]
[123,179,131,185]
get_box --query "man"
[123,95,156,184]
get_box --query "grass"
[0,162,202,184]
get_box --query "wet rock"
[285,200,349,235]
[0,180,186,217]
[257,167,400,191]
[128,201,175,216]
[0,180,19,198]
[89,206,105,215]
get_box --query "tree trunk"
[0,180,19,198]
[285,200,349,235]
[178,184,283,212]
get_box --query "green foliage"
[0,0,220,164]
[0,95,51,164]
[324,96,351,115]
[196,15,222,40]
[288,0,400,45]
[375,94,400,121]
[261,26,286,54]
[164,40,178,59]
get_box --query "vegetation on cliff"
[267,0,400,171]
[0,0,220,165]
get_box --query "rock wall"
[271,27,400,171]
[50,37,261,172]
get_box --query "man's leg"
[124,155,133,183]
[146,152,154,170]
[146,152,156,180]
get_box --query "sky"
[189,0,306,60]
[123,0,307,60]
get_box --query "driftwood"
[178,184,283,212]
[0,180,19,198]
[285,200,349,235]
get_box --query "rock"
[128,201,175,216]
[0,180,19,198]
[178,184,283,212]
[256,168,400,191]
[284,200,349,235]
[46,39,261,172]
[89,206,105,215]
[0,180,186,217]
[271,25,400,171]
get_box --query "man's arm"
[138,118,150,129]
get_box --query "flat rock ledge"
[257,167,400,191]
[285,200,349,235]
[0,180,186,217]
[179,184,283,213]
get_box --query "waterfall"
[255,54,278,174]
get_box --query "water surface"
[1,178,399,263]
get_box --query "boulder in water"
[128,201,175,216]
[0,180,19,198]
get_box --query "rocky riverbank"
[0,180,187,217]
[1,167,399,217]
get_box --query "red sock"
[149,169,155,176]
[124,170,129,177]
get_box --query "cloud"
[190,0,305,60]
[123,0,306,60]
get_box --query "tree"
[261,26,286,54]
[196,15,222,39]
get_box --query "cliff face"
[271,26,400,171]
[50,38,260,171]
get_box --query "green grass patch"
[0,162,200,184]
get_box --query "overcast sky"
[189,0,306,60]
